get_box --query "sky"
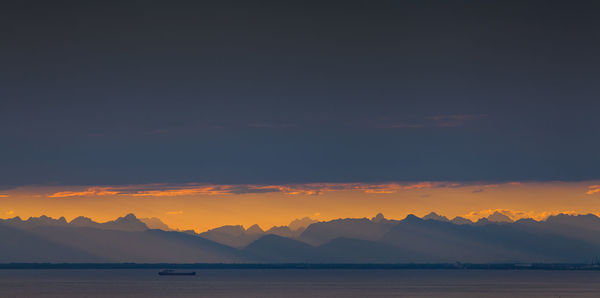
[1,1,600,231]
[1,181,600,232]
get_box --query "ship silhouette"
[158,269,196,276]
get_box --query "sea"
[1,269,600,297]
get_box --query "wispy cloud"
[247,123,298,129]
[0,194,9,198]
[5,210,14,215]
[375,114,487,129]
[463,209,579,221]
[45,182,470,198]
[586,185,600,195]
[48,187,119,198]
[425,114,488,128]
[166,210,184,215]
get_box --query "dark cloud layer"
[1,0,599,187]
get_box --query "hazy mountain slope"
[199,225,263,248]
[3,214,150,232]
[5,213,600,263]
[381,215,600,263]
[265,226,304,238]
[0,223,102,262]
[422,212,449,222]
[316,237,424,263]
[298,218,396,245]
[243,234,318,262]
[289,217,318,231]
[21,226,246,263]
[139,217,172,231]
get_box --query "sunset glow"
[2,181,598,232]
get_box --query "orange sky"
[1,181,599,232]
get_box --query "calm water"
[1,269,600,297]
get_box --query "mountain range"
[3,212,600,263]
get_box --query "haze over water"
[2,269,600,297]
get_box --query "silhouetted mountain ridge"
[2,214,150,232]
[3,212,600,263]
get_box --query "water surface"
[1,269,599,297]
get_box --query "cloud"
[425,114,488,128]
[48,187,119,198]
[44,181,525,198]
[463,209,579,221]
[0,194,8,198]
[166,210,184,215]
[586,185,600,195]
[130,186,232,197]
[5,210,14,215]
[248,123,298,129]
[376,114,487,129]
[375,123,425,129]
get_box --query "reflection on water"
[1,269,599,297]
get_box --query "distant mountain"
[69,216,97,227]
[298,217,397,245]
[264,225,303,238]
[317,237,420,263]
[0,222,101,262]
[244,234,318,262]
[2,224,245,263]
[246,224,264,234]
[243,214,600,263]
[516,213,600,246]
[199,220,308,247]
[139,217,172,231]
[289,217,318,231]
[422,212,450,222]
[4,212,600,263]
[379,215,600,263]
[1,214,149,232]
[451,216,473,225]
[23,215,68,226]
[1,214,244,262]
[487,211,513,223]
[68,214,149,231]
[199,225,263,248]
[371,213,386,223]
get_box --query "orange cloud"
[166,210,184,215]
[43,181,533,199]
[48,187,120,198]
[586,185,600,195]
[0,194,8,198]
[131,186,233,197]
[483,184,500,188]
[364,189,396,194]
[463,209,580,221]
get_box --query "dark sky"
[1,0,599,187]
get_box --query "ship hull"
[158,272,196,276]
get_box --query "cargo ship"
[158,269,196,276]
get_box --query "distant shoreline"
[2,263,600,270]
